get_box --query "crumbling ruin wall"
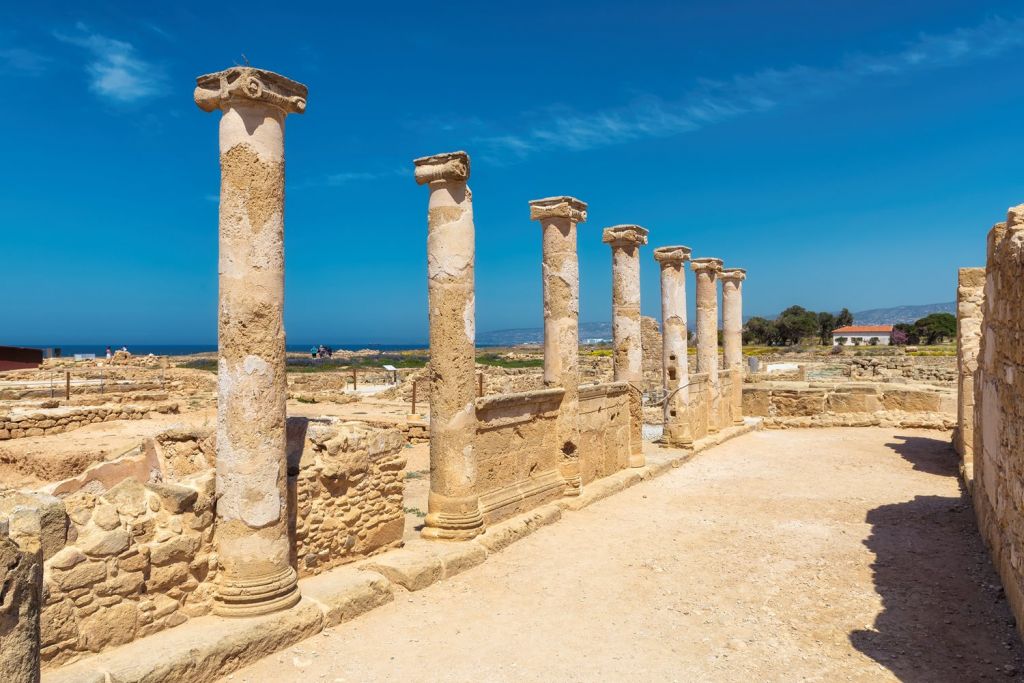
[955,267,984,484]
[0,403,179,441]
[577,382,631,484]
[641,315,662,387]
[474,389,565,524]
[294,421,406,575]
[743,381,955,429]
[973,207,1024,640]
[0,419,405,668]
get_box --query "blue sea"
[15,343,428,357]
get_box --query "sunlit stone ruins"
[1,64,1023,682]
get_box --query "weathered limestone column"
[691,258,723,432]
[195,67,306,616]
[0,525,40,683]
[720,268,746,426]
[956,266,985,486]
[530,196,587,494]
[415,151,484,540]
[603,225,649,467]
[653,246,692,446]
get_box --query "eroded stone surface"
[691,258,723,433]
[195,64,308,616]
[654,246,692,446]
[531,196,587,494]
[720,268,746,426]
[415,151,484,540]
[603,225,648,467]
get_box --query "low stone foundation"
[0,403,179,440]
[743,381,954,429]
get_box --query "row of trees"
[744,306,853,346]
[742,307,957,346]
[891,313,957,345]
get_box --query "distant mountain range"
[477,303,957,345]
[851,302,955,325]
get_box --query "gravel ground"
[225,427,1023,682]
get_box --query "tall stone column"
[691,258,723,433]
[603,225,649,467]
[195,66,306,616]
[530,196,587,495]
[720,268,746,426]
[956,266,985,485]
[415,151,484,540]
[653,246,692,446]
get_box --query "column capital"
[414,151,470,185]
[194,66,307,115]
[529,196,587,223]
[720,267,746,282]
[653,245,692,266]
[602,224,648,247]
[690,257,723,274]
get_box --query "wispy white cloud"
[322,166,407,186]
[478,15,1024,160]
[54,23,164,103]
[0,47,51,75]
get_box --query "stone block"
[299,566,394,627]
[360,547,444,591]
[474,504,562,554]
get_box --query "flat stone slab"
[300,566,393,628]
[360,539,487,591]
[42,599,324,683]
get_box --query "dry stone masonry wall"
[972,205,1024,642]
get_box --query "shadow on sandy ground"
[851,436,1024,681]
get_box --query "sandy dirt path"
[225,427,1023,682]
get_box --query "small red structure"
[0,346,43,371]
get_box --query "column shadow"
[849,434,1024,680]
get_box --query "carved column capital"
[194,66,307,115]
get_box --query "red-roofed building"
[831,325,894,346]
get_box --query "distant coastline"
[8,343,431,357]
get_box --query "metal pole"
[477,372,483,398]
[352,367,357,390]
[411,380,417,414]
[65,371,70,400]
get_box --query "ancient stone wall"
[0,418,405,668]
[474,389,565,524]
[293,421,406,576]
[0,403,179,440]
[641,316,663,386]
[578,383,631,485]
[972,206,1024,640]
[743,381,955,429]
[685,374,711,443]
[954,267,984,484]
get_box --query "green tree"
[744,316,778,345]
[835,308,854,329]
[817,312,836,345]
[777,305,818,345]
[913,313,956,345]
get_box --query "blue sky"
[3,1,1023,345]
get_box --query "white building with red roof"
[832,324,894,346]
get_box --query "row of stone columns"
[193,57,747,615]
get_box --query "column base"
[422,492,484,541]
[214,565,300,618]
[630,452,645,468]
